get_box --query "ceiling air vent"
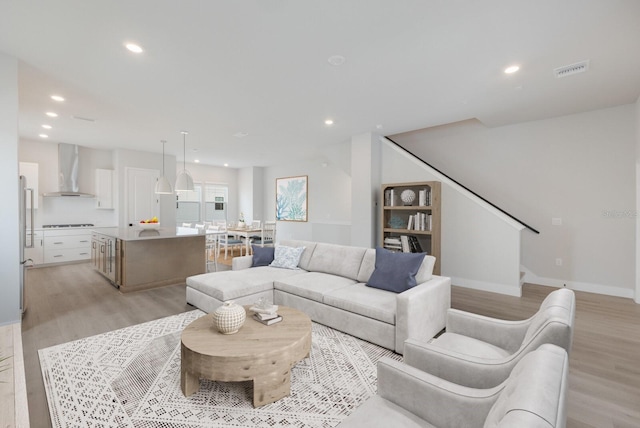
[554,60,590,78]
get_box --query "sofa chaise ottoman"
[186,240,451,354]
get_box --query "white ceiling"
[1,0,639,168]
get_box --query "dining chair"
[242,220,263,252]
[182,222,193,228]
[250,221,275,248]
[217,226,244,259]
[205,225,219,272]
[195,223,205,231]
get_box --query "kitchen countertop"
[92,226,204,241]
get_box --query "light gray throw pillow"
[270,245,305,269]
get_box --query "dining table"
[227,226,262,255]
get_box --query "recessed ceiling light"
[194,159,200,163]
[46,112,58,117]
[39,134,49,138]
[324,119,334,126]
[125,43,143,53]
[376,124,383,130]
[224,163,229,167]
[50,95,65,102]
[233,131,249,138]
[504,65,520,74]
[42,124,52,129]
[327,55,346,66]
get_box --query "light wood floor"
[22,263,640,427]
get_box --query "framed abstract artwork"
[276,175,308,222]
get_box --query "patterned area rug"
[40,310,401,427]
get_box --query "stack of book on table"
[249,304,282,325]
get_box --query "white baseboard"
[520,266,635,300]
[451,276,522,297]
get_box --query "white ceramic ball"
[400,189,416,205]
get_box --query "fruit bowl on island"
[139,217,160,230]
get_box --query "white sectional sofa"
[186,240,451,354]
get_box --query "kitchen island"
[91,227,206,293]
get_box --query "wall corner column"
[350,132,381,247]
[635,95,640,304]
[0,53,21,324]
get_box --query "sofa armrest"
[376,357,498,427]
[232,256,253,270]
[446,309,529,352]
[402,337,517,389]
[395,275,451,354]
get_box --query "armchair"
[403,288,575,388]
[338,344,569,428]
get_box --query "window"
[176,183,228,225]
[205,184,228,222]
[176,185,202,223]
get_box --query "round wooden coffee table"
[180,305,312,407]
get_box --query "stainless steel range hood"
[44,143,95,197]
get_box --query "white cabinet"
[25,230,44,265]
[96,169,114,209]
[43,229,92,264]
[19,162,39,209]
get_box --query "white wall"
[19,140,117,227]
[236,167,262,223]
[115,148,177,227]
[262,155,352,245]
[187,162,239,223]
[0,53,20,324]
[392,104,636,298]
[381,140,525,296]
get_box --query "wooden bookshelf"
[381,181,441,275]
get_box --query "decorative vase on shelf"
[237,221,246,228]
[400,189,416,206]
[212,301,246,334]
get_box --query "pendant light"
[175,130,194,191]
[155,140,173,194]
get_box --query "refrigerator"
[19,175,35,314]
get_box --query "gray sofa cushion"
[357,249,436,284]
[356,248,376,283]
[274,272,357,303]
[431,332,512,359]
[186,267,303,301]
[280,240,317,270]
[323,283,397,325]
[367,248,426,293]
[305,243,367,281]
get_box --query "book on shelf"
[400,235,411,253]
[408,235,424,253]
[418,188,431,206]
[383,237,402,251]
[406,213,432,231]
[253,314,283,325]
[384,188,396,206]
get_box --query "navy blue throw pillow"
[251,245,275,267]
[366,247,426,293]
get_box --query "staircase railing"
[386,137,540,234]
